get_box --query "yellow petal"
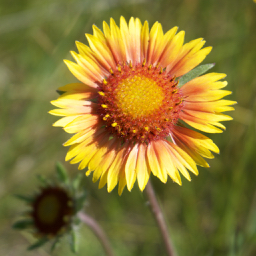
[141,20,149,61]
[158,26,178,57]
[65,128,103,161]
[63,115,98,134]
[147,142,167,183]
[63,126,96,146]
[106,18,126,63]
[64,60,98,88]
[98,171,108,189]
[52,115,81,127]
[50,99,89,108]
[118,172,127,196]
[166,141,199,176]
[58,91,95,100]
[107,144,129,192]
[136,144,150,191]
[86,34,116,71]
[147,21,163,65]
[167,38,204,72]
[160,30,185,69]
[128,17,142,63]
[125,144,138,191]
[171,46,212,77]
[153,140,182,185]
[95,142,119,184]
[78,134,109,170]
[92,25,107,43]
[71,51,104,81]
[180,111,224,133]
[90,139,117,180]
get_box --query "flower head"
[50,17,236,195]
[13,163,86,252]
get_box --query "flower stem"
[144,180,177,256]
[78,212,115,256]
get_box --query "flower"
[13,163,86,252]
[50,17,236,195]
[31,186,74,236]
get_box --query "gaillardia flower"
[13,163,86,252]
[31,186,74,237]
[50,17,235,195]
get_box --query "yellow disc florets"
[98,62,184,143]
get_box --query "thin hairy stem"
[145,179,177,256]
[78,212,115,256]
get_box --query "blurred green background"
[1,0,256,255]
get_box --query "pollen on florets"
[97,62,184,143]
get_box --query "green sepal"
[109,136,114,141]
[27,237,48,251]
[89,98,98,103]
[12,219,33,230]
[166,136,173,143]
[70,229,78,253]
[56,162,69,185]
[36,174,48,186]
[57,90,65,95]
[75,193,87,212]
[178,63,215,87]
[15,194,33,203]
[50,237,61,252]
[72,173,83,191]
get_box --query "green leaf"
[72,173,83,191]
[70,229,78,253]
[56,162,69,185]
[27,238,48,250]
[12,219,33,230]
[15,194,33,203]
[178,63,215,87]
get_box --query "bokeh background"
[1,0,256,255]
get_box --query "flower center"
[115,75,164,118]
[37,195,61,224]
[32,187,74,235]
[98,63,184,143]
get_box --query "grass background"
[1,0,256,255]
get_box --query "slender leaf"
[178,63,215,87]
[12,219,33,230]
